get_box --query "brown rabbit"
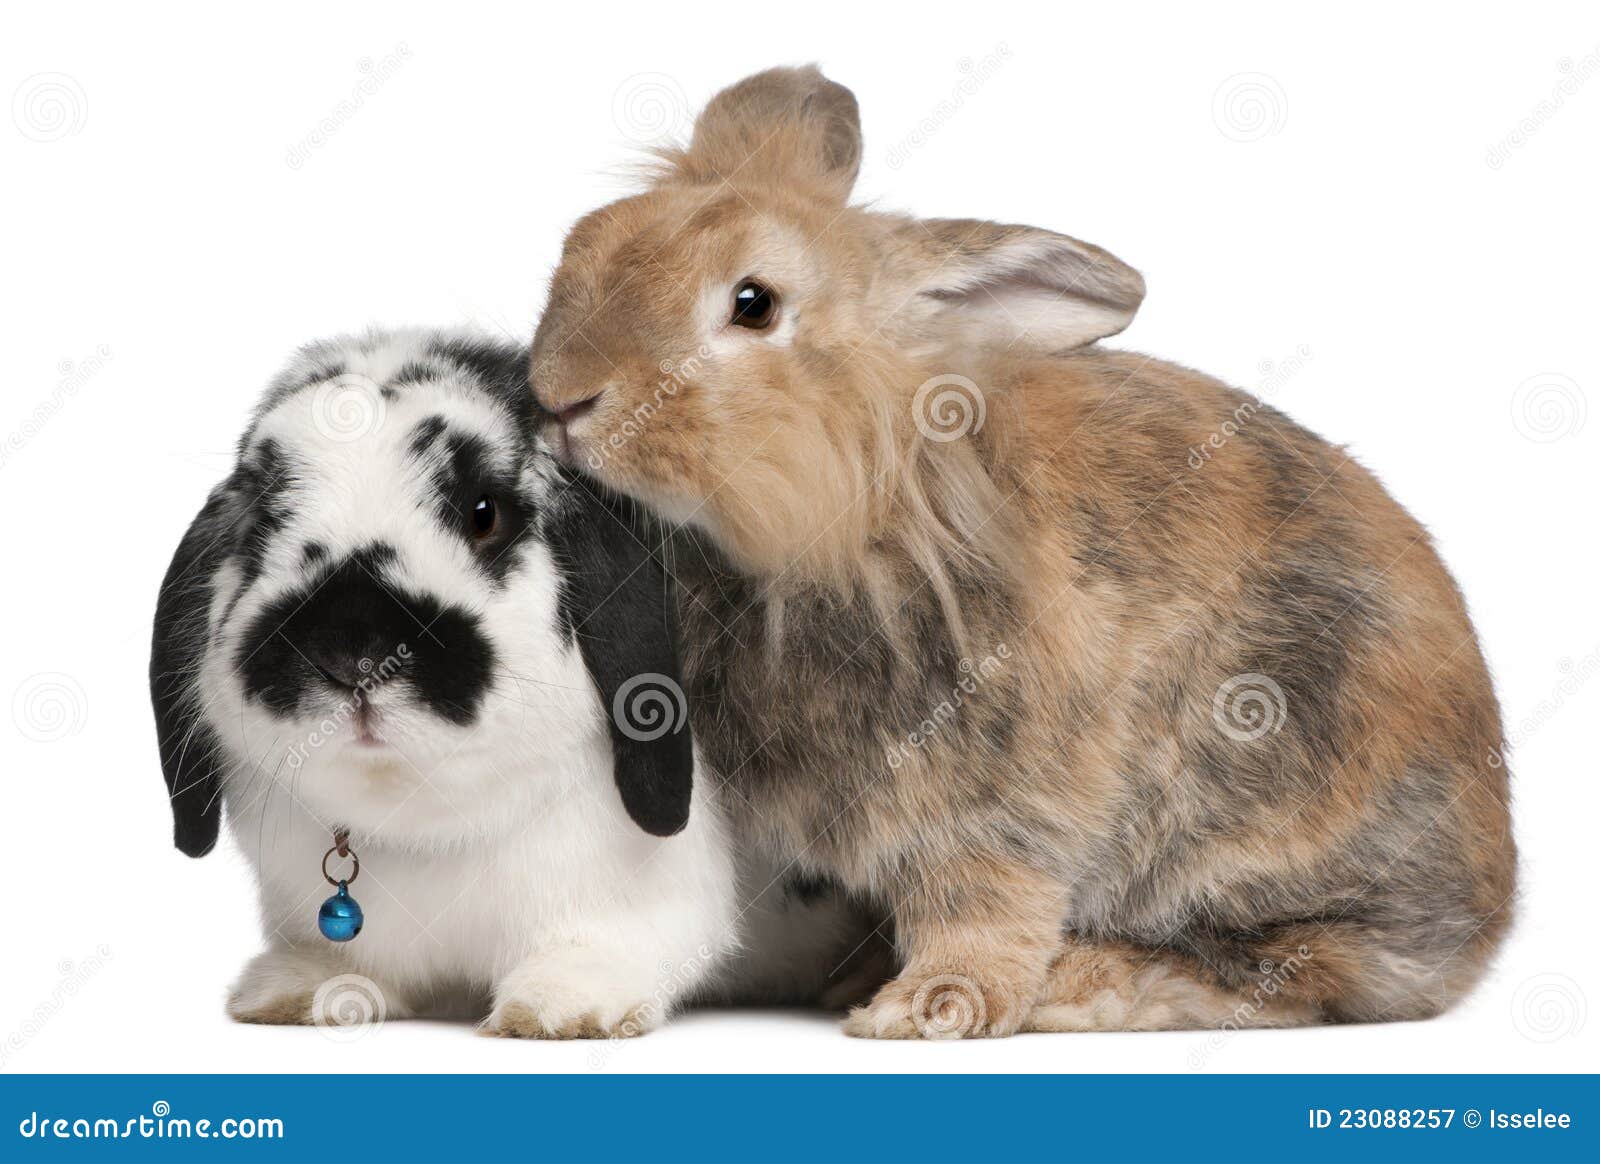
[528,66,1515,1037]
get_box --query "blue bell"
[318,880,364,942]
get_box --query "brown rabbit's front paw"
[843,969,1034,1039]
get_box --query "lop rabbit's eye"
[471,495,498,538]
[731,280,777,329]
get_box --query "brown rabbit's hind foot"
[1023,937,1323,1033]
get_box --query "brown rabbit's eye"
[731,280,777,329]
[471,495,498,538]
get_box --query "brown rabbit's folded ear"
[891,218,1146,353]
[672,65,861,201]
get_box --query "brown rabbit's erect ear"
[673,65,861,200]
[891,218,1146,353]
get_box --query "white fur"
[198,331,738,1035]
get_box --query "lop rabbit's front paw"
[484,997,653,1041]
[227,950,394,1029]
[484,951,660,1040]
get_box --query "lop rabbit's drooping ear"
[547,478,694,837]
[149,483,238,857]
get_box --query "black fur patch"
[546,472,695,836]
[232,438,297,595]
[150,486,238,857]
[429,336,537,424]
[406,416,533,585]
[407,415,449,458]
[390,360,449,389]
[236,543,495,725]
[783,872,838,907]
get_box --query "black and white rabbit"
[149,328,740,1037]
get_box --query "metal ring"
[322,844,360,886]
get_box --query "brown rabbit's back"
[1006,351,1512,1003]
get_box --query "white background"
[2,2,1595,1074]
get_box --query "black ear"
[549,474,693,837]
[149,484,236,857]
